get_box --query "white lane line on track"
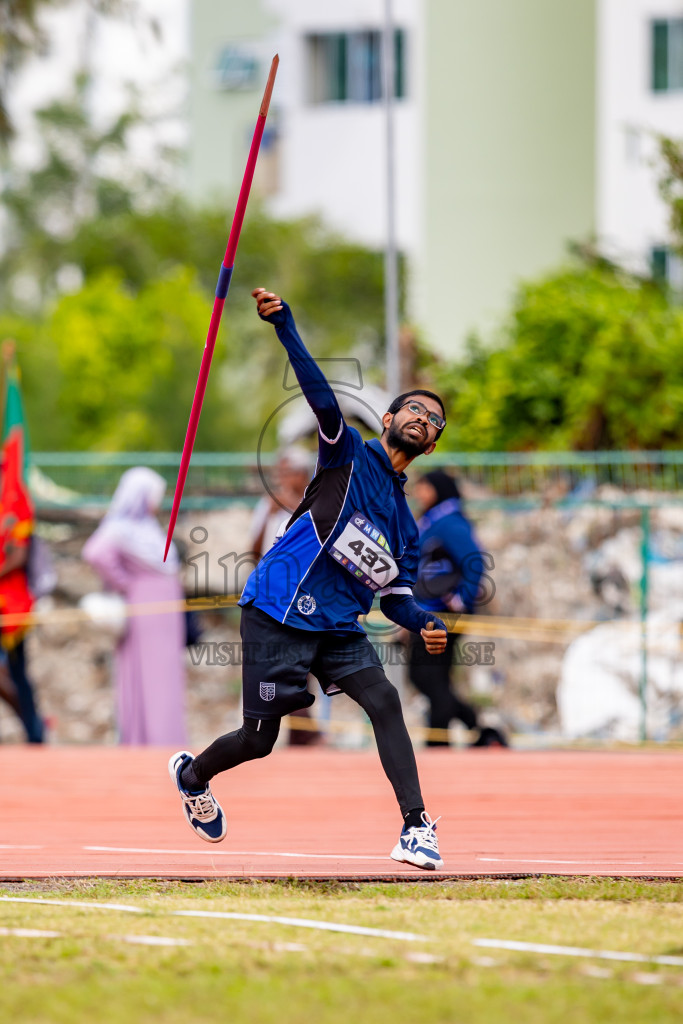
[111,934,191,947]
[0,927,62,938]
[581,964,614,979]
[0,897,144,913]
[0,927,432,960]
[172,909,426,942]
[473,939,683,967]
[84,846,391,861]
[0,924,189,946]
[477,857,647,866]
[0,845,43,850]
[0,896,426,943]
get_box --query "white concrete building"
[189,0,683,354]
[597,0,683,286]
[8,1,683,350]
[188,0,419,252]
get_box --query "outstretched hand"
[421,620,448,655]
[252,287,284,320]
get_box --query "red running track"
[1,748,682,880]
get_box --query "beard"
[386,419,431,457]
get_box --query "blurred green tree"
[433,265,683,451]
[427,137,683,452]
[658,134,683,258]
[0,0,58,142]
[0,70,172,308]
[0,1,129,145]
[0,77,389,451]
[0,202,389,451]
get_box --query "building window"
[307,30,407,104]
[652,19,683,92]
[651,246,683,290]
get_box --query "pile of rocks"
[2,491,680,746]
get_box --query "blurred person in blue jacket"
[410,470,507,748]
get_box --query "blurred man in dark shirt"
[410,470,507,748]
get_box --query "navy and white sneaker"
[390,812,443,870]
[168,750,227,844]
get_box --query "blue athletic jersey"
[414,498,485,615]
[239,303,444,637]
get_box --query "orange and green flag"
[2,347,30,471]
[0,344,34,647]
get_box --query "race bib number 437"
[328,511,399,591]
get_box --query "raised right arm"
[254,289,349,464]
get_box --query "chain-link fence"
[25,451,683,746]
[31,449,683,510]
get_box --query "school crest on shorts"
[259,682,276,702]
[297,594,316,615]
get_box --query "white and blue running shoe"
[168,750,227,844]
[390,812,443,870]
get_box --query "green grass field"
[1,878,683,1023]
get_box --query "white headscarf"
[101,467,179,573]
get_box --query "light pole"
[383,0,400,398]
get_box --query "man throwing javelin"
[169,288,449,869]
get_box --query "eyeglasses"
[399,400,446,431]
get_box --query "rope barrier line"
[2,599,678,744]
[270,709,463,743]
[2,598,681,651]
[280,713,458,744]
[0,596,239,629]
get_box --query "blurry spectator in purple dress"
[83,467,187,746]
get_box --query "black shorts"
[240,602,382,720]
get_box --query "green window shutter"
[652,20,669,91]
[394,29,405,99]
[334,33,348,101]
[651,246,669,284]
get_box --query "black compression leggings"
[338,667,424,817]
[193,716,281,781]
[409,633,478,744]
[191,667,424,818]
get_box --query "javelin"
[164,55,279,560]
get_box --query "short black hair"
[385,389,447,438]
[418,470,461,503]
